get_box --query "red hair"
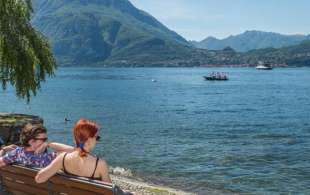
[73,118,99,157]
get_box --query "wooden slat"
[7,190,29,195]
[3,179,48,195]
[51,185,102,195]
[0,165,114,195]
[51,176,113,194]
[1,171,47,190]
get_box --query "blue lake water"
[1,67,310,194]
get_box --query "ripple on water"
[1,68,310,194]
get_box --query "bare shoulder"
[98,158,109,169]
[57,151,66,159]
[52,152,66,163]
[97,158,112,183]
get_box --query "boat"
[256,62,273,70]
[0,164,114,195]
[203,72,228,81]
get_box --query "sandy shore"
[111,174,196,195]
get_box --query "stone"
[0,113,43,146]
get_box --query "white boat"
[256,62,273,70]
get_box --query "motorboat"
[203,72,228,81]
[256,62,273,70]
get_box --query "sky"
[130,0,310,41]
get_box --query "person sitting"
[0,123,74,168]
[35,119,111,183]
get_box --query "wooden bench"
[0,164,114,195]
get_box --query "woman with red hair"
[35,119,111,183]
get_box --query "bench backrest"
[0,165,114,195]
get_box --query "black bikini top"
[62,152,101,180]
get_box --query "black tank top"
[62,153,101,180]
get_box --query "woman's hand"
[0,144,18,156]
[2,144,18,152]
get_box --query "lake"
[1,67,310,194]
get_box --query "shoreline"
[55,65,304,68]
[111,174,195,195]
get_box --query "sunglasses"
[34,137,48,142]
[96,135,101,141]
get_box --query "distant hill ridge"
[191,30,310,52]
[31,0,190,66]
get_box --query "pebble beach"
[111,174,195,195]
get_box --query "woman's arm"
[35,153,64,183]
[99,159,112,183]
[48,142,74,153]
[35,142,74,154]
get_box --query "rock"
[0,113,43,145]
[110,166,133,177]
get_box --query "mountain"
[31,0,192,66]
[31,1,310,67]
[191,30,310,52]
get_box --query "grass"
[0,117,17,124]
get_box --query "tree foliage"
[0,0,56,101]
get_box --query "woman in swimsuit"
[35,118,111,183]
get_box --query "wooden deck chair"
[0,164,114,195]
